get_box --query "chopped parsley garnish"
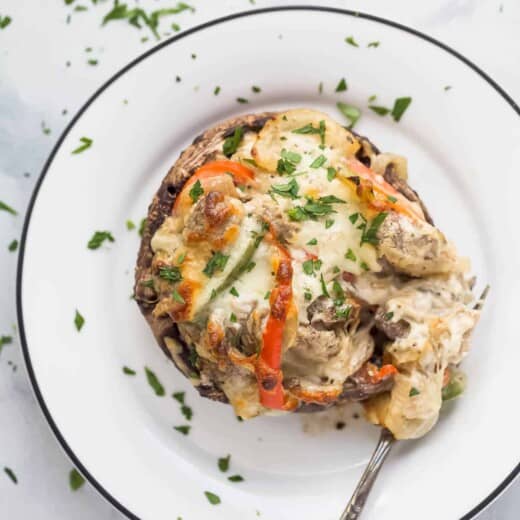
[181,405,193,421]
[252,85,261,93]
[236,97,248,104]
[204,491,221,505]
[229,286,239,297]
[74,310,85,332]
[326,167,336,181]
[72,136,93,154]
[218,454,230,472]
[177,252,186,264]
[384,311,394,321]
[360,212,387,245]
[368,95,377,102]
[292,121,326,148]
[171,22,180,31]
[320,273,329,297]
[304,290,312,301]
[336,305,352,319]
[310,155,327,169]
[87,59,98,66]
[102,2,194,39]
[318,81,323,94]
[172,289,185,304]
[409,387,420,397]
[87,230,114,249]
[0,15,12,30]
[367,41,380,48]
[138,218,146,237]
[159,266,182,283]
[228,475,244,482]
[349,213,359,224]
[345,248,357,261]
[287,195,344,221]
[126,220,136,230]
[172,391,185,404]
[270,178,299,199]
[325,219,334,229]
[0,200,17,215]
[69,469,85,491]
[8,239,18,252]
[230,312,237,323]
[360,261,370,271]
[444,85,452,91]
[141,279,154,289]
[122,366,136,375]
[391,97,412,122]
[41,122,51,136]
[145,367,165,396]
[264,291,271,300]
[202,251,229,278]
[189,179,204,203]
[223,126,244,157]
[387,195,398,203]
[335,78,348,92]
[277,148,301,175]
[306,238,317,246]
[337,102,361,128]
[4,467,17,484]
[174,425,190,435]
[210,289,217,300]
[345,36,358,47]
[332,280,345,303]
[302,259,322,276]
[369,105,390,116]
[214,86,221,95]
[243,158,257,167]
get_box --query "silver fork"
[339,284,490,519]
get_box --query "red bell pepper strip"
[257,244,293,410]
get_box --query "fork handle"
[339,428,395,520]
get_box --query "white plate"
[17,7,520,520]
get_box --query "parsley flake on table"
[335,78,348,92]
[0,15,12,29]
[4,467,17,484]
[87,230,114,249]
[145,367,165,396]
[0,201,17,215]
[69,469,85,491]
[74,310,85,332]
[72,136,93,154]
[391,97,412,122]
[204,491,221,505]
[337,102,361,128]
[345,36,359,47]
[218,454,230,472]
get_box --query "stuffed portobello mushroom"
[134,109,482,440]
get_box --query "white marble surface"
[0,0,518,518]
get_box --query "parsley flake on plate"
[345,36,358,47]
[74,310,85,332]
[4,467,17,484]
[369,105,390,116]
[122,366,136,375]
[8,239,18,252]
[145,367,165,396]
[174,425,190,435]
[204,491,221,505]
[228,475,244,482]
[87,230,114,249]
[0,200,17,215]
[72,136,93,154]
[335,78,348,92]
[172,391,185,404]
[218,454,230,472]
[337,102,361,129]
[391,97,412,122]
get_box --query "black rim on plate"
[16,6,520,520]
